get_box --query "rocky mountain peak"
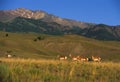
[0,8,95,28]
[8,8,46,19]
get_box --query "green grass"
[0,58,120,82]
[0,31,120,61]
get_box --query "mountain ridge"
[0,8,95,28]
[0,8,120,41]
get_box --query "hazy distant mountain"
[0,8,120,40]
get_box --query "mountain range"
[0,8,120,41]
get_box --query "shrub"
[5,34,8,37]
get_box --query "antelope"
[77,56,89,62]
[5,51,12,58]
[58,55,67,60]
[7,54,12,58]
[91,56,101,62]
[69,54,79,61]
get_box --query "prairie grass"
[0,32,120,61]
[0,58,120,82]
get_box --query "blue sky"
[0,0,120,25]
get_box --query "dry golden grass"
[0,58,120,82]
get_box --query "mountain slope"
[79,24,120,40]
[0,8,120,41]
[0,8,93,28]
[0,17,67,35]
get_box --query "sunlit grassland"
[0,31,120,61]
[0,31,120,81]
[0,58,120,82]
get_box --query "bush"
[37,36,45,40]
[34,36,45,42]
[5,34,8,37]
[34,39,37,42]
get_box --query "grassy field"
[0,33,120,82]
[0,31,120,61]
[0,58,120,82]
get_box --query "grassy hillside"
[0,58,120,82]
[0,31,120,61]
[0,17,120,41]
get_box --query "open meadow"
[0,32,120,82]
[0,58,120,82]
[0,31,120,61]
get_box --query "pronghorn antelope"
[77,56,89,62]
[7,54,12,58]
[58,55,67,60]
[91,56,101,62]
[69,54,79,61]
